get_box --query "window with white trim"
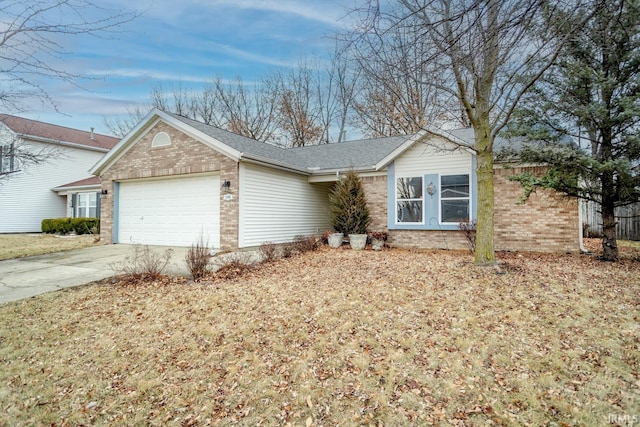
[76,192,97,218]
[440,174,470,223]
[396,176,423,223]
[152,132,171,147]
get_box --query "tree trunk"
[600,177,618,261]
[474,133,496,265]
[601,209,618,261]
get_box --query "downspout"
[578,198,590,254]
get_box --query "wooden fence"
[582,201,640,241]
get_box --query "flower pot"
[371,238,385,251]
[327,232,344,248]
[349,233,367,250]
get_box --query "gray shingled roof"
[168,112,413,172]
[290,135,413,170]
[168,112,528,171]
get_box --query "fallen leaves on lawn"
[0,246,638,426]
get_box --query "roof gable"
[0,114,118,151]
[91,109,483,177]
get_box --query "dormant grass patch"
[0,233,98,260]
[0,245,638,426]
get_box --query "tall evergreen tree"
[508,0,640,261]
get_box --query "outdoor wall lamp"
[221,179,231,193]
[101,189,108,195]
[426,182,436,197]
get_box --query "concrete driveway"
[0,244,190,304]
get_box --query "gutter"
[51,184,101,192]
[578,198,591,254]
[19,134,111,152]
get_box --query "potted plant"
[323,229,344,248]
[329,171,370,250]
[369,231,388,251]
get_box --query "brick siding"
[361,175,387,232]
[493,165,579,253]
[361,167,580,253]
[99,122,239,251]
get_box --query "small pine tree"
[329,171,370,235]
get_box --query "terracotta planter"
[349,233,367,250]
[327,233,344,248]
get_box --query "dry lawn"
[0,234,99,260]
[0,244,639,426]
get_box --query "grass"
[0,244,639,426]
[0,233,99,260]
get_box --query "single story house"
[0,115,119,233]
[90,109,580,252]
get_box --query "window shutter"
[71,193,77,218]
[95,192,101,219]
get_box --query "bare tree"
[350,0,590,264]
[315,48,361,143]
[0,0,140,113]
[103,105,150,138]
[349,16,456,137]
[212,76,280,143]
[275,64,323,147]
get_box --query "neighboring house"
[90,109,580,252]
[0,115,119,233]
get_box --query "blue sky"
[21,0,356,135]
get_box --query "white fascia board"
[161,112,242,161]
[375,128,477,171]
[20,135,110,153]
[240,154,310,175]
[308,170,386,183]
[424,126,476,152]
[375,132,426,170]
[52,184,101,194]
[89,109,160,176]
[90,109,243,176]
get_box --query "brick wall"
[359,167,580,253]
[361,175,387,232]
[99,121,240,250]
[493,165,580,253]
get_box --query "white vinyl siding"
[118,174,220,247]
[0,140,106,233]
[393,136,471,176]
[390,136,474,230]
[239,163,331,247]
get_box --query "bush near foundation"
[41,218,100,235]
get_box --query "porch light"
[101,189,108,196]
[426,181,436,197]
[221,179,231,193]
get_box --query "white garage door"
[117,174,220,247]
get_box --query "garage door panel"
[118,175,220,247]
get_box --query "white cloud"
[86,68,210,84]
